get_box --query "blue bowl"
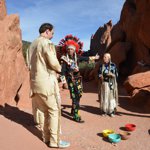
[108,133,121,143]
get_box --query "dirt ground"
[0,81,150,150]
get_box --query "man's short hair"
[39,23,54,34]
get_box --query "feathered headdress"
[58,34,83,54]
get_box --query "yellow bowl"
[102,129,115,137]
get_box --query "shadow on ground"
[118,93,150,116]
[0,103,42,140]
[61,105,74,121]
[82,81,98,94]
[62,103,150,121]
[83,80,150,115]
[62,104,100,117]
[97,133,111,144]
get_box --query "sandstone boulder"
[124,71,150,112]
[124,71,150,93]
[0,0,30,108]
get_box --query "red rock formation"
[110,0,150,108]
[82,20,113,81]
[89,0,150,109]
[114,0,150,74]
[124,71,150,112]
[90,20,112,56]
[0,0,30,108]
[0,0,7,20]
[91,0,149,78]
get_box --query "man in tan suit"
[28,23,70,148]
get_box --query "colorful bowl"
[102,129,115,137]
[125,124,136,131]
[120,131,131,140]
[108,133,121,143]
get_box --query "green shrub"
[22,40,31,60]
[79,61,95,69]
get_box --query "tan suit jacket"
[28,36,61,96]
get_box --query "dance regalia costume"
[59,35,84,122]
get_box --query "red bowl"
[125,124,136,131]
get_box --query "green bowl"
[108,133,121,143]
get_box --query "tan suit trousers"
[32,99,44,129]
[32,93,60,147]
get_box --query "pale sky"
[6,0,125,50]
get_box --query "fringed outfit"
[61,54,83,122]
[98,62,118,116]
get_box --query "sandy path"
[0,81,150,150]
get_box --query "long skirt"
[100,82,117,114]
